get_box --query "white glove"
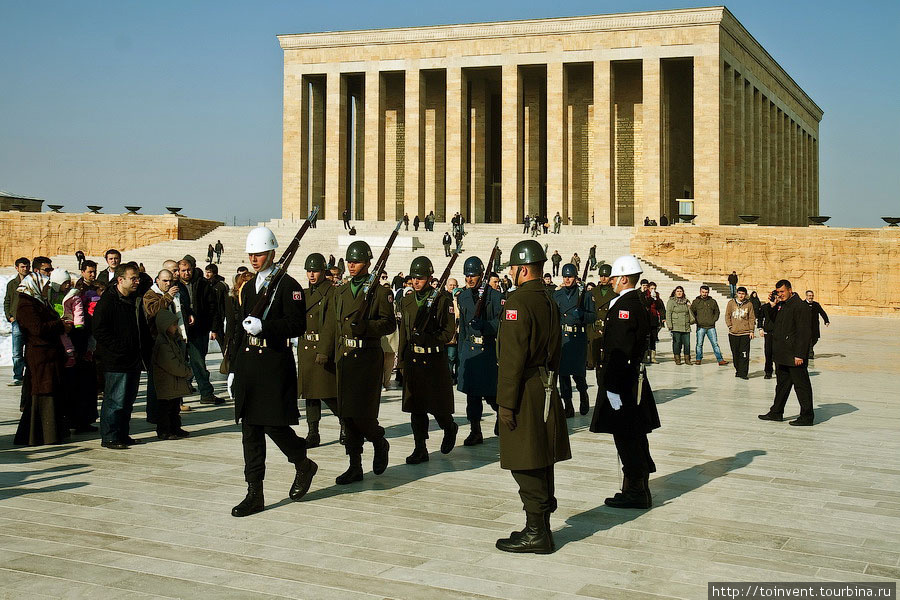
[607,391,622,411]
[227,373,235,399]
[242,316,262,335]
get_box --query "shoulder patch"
[500,299,506,305]
[506,309,518,321]
[293,290,303,301]
[618,310,630,320]
[449,305,454,314]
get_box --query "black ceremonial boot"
[289,458,318,501]
[579,390,590,415]
[495,512,554,554]
[336,454,363,485]
[232,482,264,517]
[406,439,429,464]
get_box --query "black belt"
[304,333,320,341]
[562,324,584,333]
[469,335,494,345]
[245,335,289,349]
[412,345,442,354]
[341,336,380,349]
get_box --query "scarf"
[17,272,50,306]
[349,274,367,298]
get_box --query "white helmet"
[245,227,278,253]
[610,255,643,277]
[49,269,71,291]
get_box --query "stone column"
[324,71,347,221]
[523,71,542,217]
[732,72,744,224]
[721,64,734,223]
[743,80,753,222]
[546,62,564,221]
[469,78,488,223]
[294,75,309,221]
[812,137,819,216]
[405,68,424,221]
[501,64,522,225]
[642,57,662,225]
[445,66,465,221]
[593,59,612,225]
[693,53,720,225]
[363,71,383,221]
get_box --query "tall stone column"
[693,53,720,225]
[546,62,565,221]
[501,64,522,225]
[363,71,384,222]
[469,78,488,223]
[721,65,734,224]
[405,68,424,221]
[642,57,662,225]
[282,70,303,220]
[744,83,754,220]
[732,73,744,224]
[593,60,612,226]
[445,66,465,221]
[324,71,347,221]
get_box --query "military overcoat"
[333,281,396,419]
[456,285,502,396]
[552,285,596,377]
[296,281,337,400]
[587,283,616,368]
[496,279,572,471]
[590,289,661,435]
[397,287,456,415]
[230,274,305,426]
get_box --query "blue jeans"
[187,338,214,398]
[729,284,737,298]
[696,327,723,361]
[100,370,140,443]
[11,320,25,382]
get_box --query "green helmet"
[346,240,373,262]
[304,252,327,272]
[409,256,434,278]
[561,263,578,278]
[597,263,612,277]
[463,256,484,277]
[508,239,547,266]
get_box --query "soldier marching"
[553,263,596,417]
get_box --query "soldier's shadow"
[653,387,698,404]
[554,449,765,549]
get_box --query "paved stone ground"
[1,316,899,599]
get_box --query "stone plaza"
[1,313,898,598]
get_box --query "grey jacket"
[665,297,694,333]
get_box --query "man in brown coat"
[495,240,570,554]
[297,252,339,447]
[397,256,458,464]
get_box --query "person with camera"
[758,279,815,426]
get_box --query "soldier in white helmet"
[227,226,317,517]
[589,255,660,509]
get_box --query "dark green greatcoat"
[496,279,571,471]
[587,283,616,369]
[297,281,337,400]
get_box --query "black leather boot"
[305,421,320,448]
[463,422,483,446]
[578,390,590,415]
[289,458,318,501]
[563,397,575,418]
[336,454,363,485]
[495,511,554,554]
[406,440,429,464]
[372,438,390,475]
[604,476,651,509]
[440,421,458,454]
[231,482,264,517]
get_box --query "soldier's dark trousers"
[612,432,656,479]
[411,412,454,440]
[305,398,338,423]
[511,467,557,514]
[465,394,498,423]
[769,362,814,420]
[242,423,307,483]
[342,417,385,455]
[728,334,751,377]
[559,374,588,399]
[764,335,774,375]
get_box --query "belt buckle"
[248,335,266,348]
[471,336,483,345]
[413,346,424,354]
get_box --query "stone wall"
[0,213,222,267]
[631,226,900,316]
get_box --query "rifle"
[249,207,318,319]
[472,238,500,321]
[412,252,459,334]
[576,256,591,310]
[359,220,403,317]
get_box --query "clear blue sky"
[1,1,897,227]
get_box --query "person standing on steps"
[342,208,351,230]
[553,263,596,417]
[332,241,396,485]
[228,227,317,517]
[456,256,503,446]
[297,253,339,448]
[550,250,562,277]
[495,240,570,555]
[397,256,458,464]
[591,255,660,510]
[214,240,224,264]
[442,231,452,257]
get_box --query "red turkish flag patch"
[449,305,454,314]
[292,291,303,301]
[506,309,518,321]
[618,310,630,320]
[500,299,506,305]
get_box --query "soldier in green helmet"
[587,262,617,387]
[494,239,571,554]
[332,240,396,484]
[397,256,458,463]
[297,252,340,447]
